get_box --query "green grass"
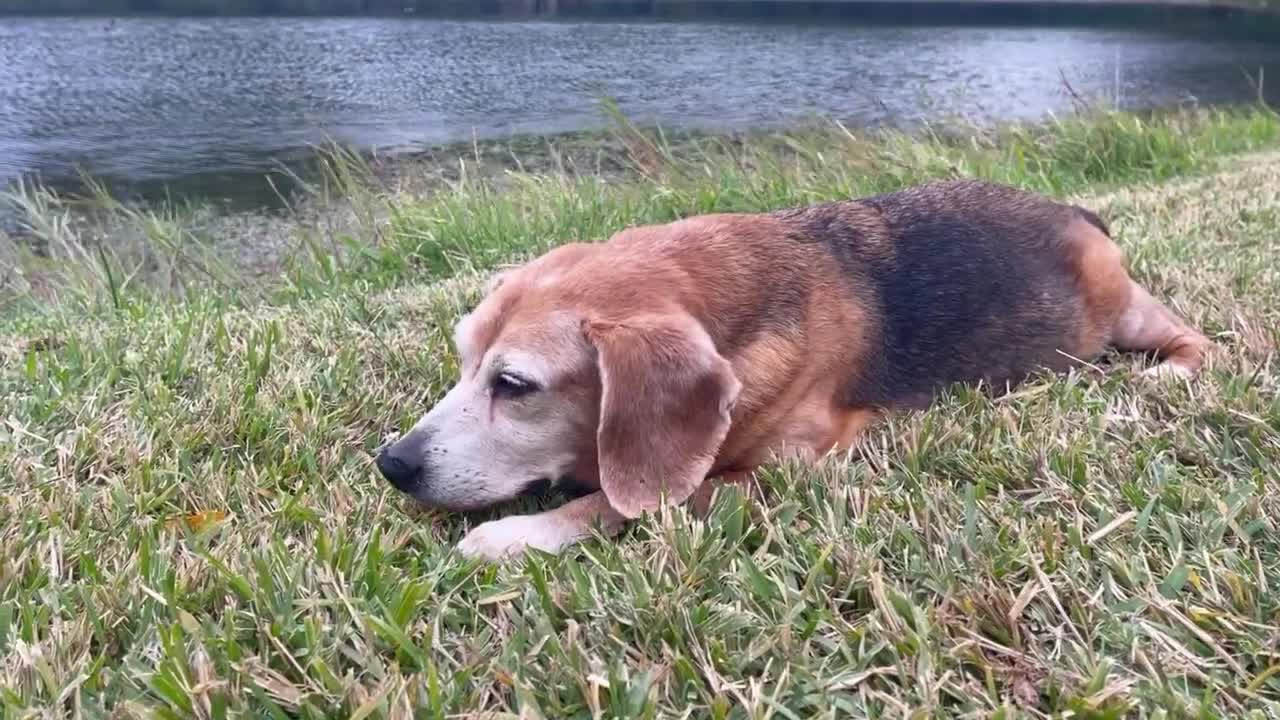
[2,105,1279,717]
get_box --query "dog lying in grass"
[375,179,1210,561]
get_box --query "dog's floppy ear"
[483,265,517,295]
[584,313,741,519]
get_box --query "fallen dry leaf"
[166,510,229,532]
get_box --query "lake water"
[2,16,1278,202]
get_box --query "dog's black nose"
[376,448,423,492]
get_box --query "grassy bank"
[2,106,1279,717]
[5,104,1280,314]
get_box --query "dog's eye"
[492,371,537,398]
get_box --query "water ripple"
[0,16,1277,189]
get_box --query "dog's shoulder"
[767,196,894,277]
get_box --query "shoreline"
[6,123,694,218]
[2,121,715,276]
[3,102,1279,312]
[0,94,1259,215]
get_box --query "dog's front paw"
[456,515,575,561]
[1141,362,1196,382]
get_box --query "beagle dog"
[375,179,1210,560]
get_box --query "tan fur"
[1112,283,1212,376]
[585,312,741,518]
[1064,217,1134,357]
[1060,216,1210,375]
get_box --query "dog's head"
[375,240,742,518]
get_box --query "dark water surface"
[2,16,1278,202]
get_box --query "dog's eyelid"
[495,361,540,386]
[492,363,521,381]
[491,367,541,399]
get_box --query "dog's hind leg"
[1066,215,1210,380]
[1110,281,1212,379]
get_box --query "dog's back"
[773,180,1113,408]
